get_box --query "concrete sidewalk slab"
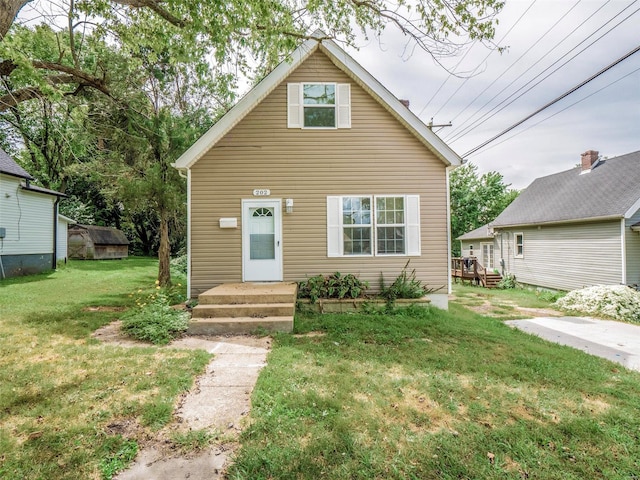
[506,316,640,371]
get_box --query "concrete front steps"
[188,282,297,335]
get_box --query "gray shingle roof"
[0,147,33,179]
[70,225,130,245]
[21,183,66,197]
[457,224,493,240]
[492,151,640,227]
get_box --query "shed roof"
[173,31,462,170]
[70,225,129,245]
[21,183,66,197]
[492,150,640,228]
[457,224,494,241]
[0,147,33,180]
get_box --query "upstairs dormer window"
[287,83,351,129]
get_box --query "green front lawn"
[2,262,639,479]
[0,259,210,480]
[229,305,640,479]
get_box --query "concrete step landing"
[188,282,297,335]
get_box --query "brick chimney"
[399,99,410,108]
[580,150,599,172]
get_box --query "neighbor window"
[515,233,524,258]
[287,83,351,129]
[327,195,420,257]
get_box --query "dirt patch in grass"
[92,320,150,347]
[83,306,127,313]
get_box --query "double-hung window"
[327,195,420,257]
[287,83,351,128]
[514,233,524,258]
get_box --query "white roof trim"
[58,214,76,224]
[624,196,640,219]
[173,33,462,169]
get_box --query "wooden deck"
[451,257,502,288]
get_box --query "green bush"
[380,261,431,302]
[170,254,188,275]
[121,293,189,345]
[298,272,368,303]
[497,273,517,289]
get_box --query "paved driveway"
[506,316,640,371]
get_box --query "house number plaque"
[253,189,270,196]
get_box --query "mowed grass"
[228,304,640,479]
[0,259,210,480]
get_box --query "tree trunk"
[0,0,29,40]
[158,208,171,287]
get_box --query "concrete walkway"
[116,335,270,480]
[506,316,640,371]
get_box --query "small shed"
[68,224,129,260]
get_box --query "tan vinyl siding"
[190,51,449,295]
[0,175,54,256]
[497,220,623,291]
[626,208,640,285]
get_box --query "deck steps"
[188,282,297,335]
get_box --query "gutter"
[492,214,624,230]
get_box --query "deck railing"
[451,257,488,286]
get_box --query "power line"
[462,44,640,158]
[446,0,639,144]
[422,1,538,120]
[444,0,585,131]
[466,66,640,158]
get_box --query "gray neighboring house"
[0,148,66,278]
[485,150,640,291]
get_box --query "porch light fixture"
[285,198,294,214]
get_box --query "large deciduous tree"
[450,162,518,257]
[1,0,505,286]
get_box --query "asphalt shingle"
[492,151,640,227]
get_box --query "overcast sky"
[346,0,640,190]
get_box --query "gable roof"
[70,225,129,245]
[173,32,461,169]
[492,150,640,228]
[0,147,33,180]
[457,224,493,241]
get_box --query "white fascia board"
[624,196,640,219]
[174,39,320,169]
[57,214,76,224]
[319,41,462,167]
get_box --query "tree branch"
[111,0,186,27]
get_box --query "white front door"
[482,243,494,270]
[242,199,283,282]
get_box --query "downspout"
[446,166,453,295]
[53,197,60,270]
[621,218,627,285]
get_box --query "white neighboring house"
[487,150,640,291]
[0,148,67,279]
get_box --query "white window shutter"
[327,196,342,257]
[406,195,421,256]
[287,83,302,128]
[336,84,351,128]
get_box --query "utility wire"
[421,1,538,120]
[466,66,640,158]
[462,45,640,158]
[445,0,585,130]
[446,0,638,143]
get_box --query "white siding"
[0,175,55,256]
[626,208,640,286]
[496,220,623,291]
[57,217,71,261]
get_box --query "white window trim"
[288,83,351,129]
[514,232,524,259]
[327,194,420,258]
